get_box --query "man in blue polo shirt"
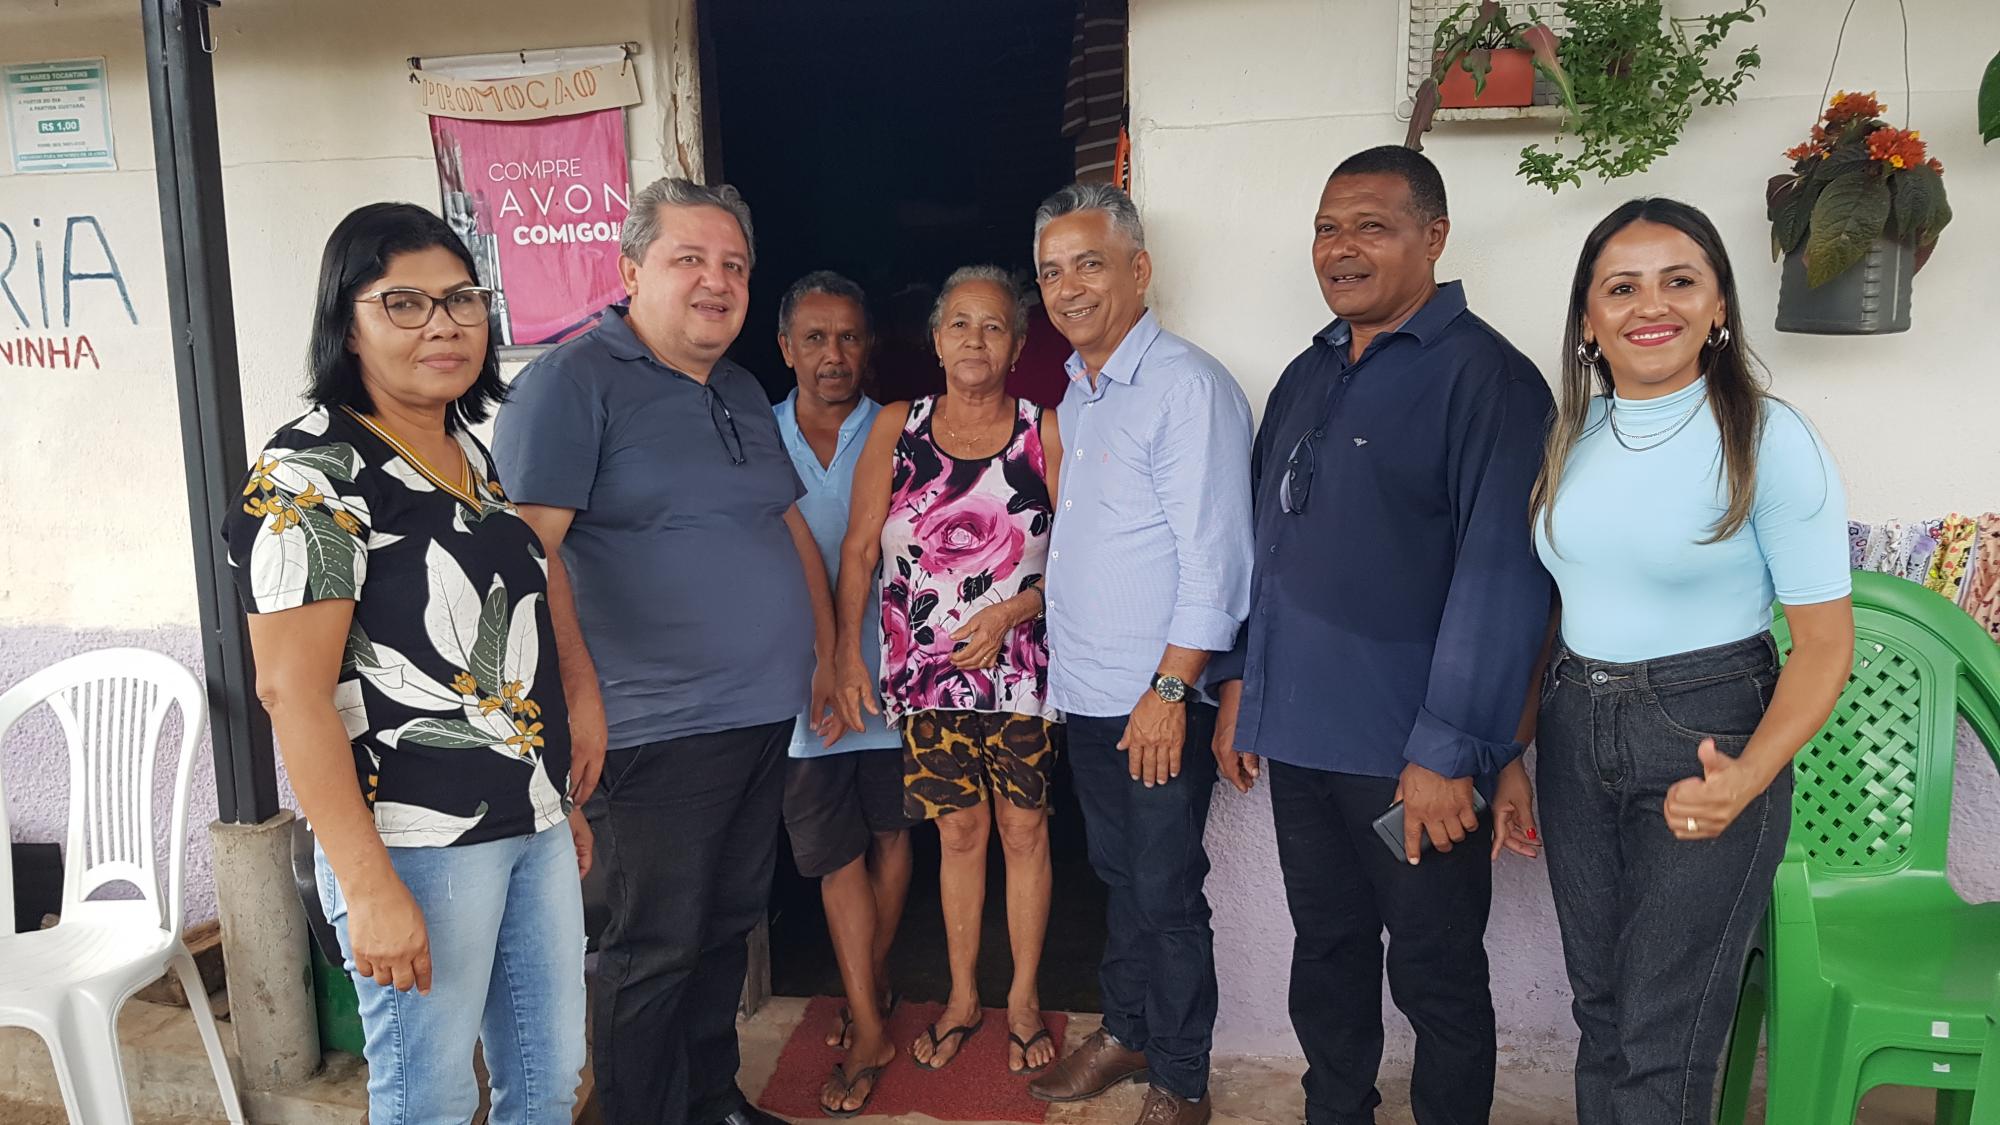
[493,178,835,1125]
[769,270,915,1117]
[1210,147,1552,1125]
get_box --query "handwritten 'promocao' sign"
[412,63,640,122]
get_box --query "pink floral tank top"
[879,395,1056,723]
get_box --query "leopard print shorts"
[902,709,1056,820]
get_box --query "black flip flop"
[823,1061,888,1119]
[911,1016,985,1071]
[1008,1026,1056,1075]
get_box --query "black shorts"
[783,747,919,879]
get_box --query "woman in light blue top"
[1517,199,1854,1125]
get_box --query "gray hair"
[778,270,869,337]
[1032,182,1146,260]
[620,177,757,270]
[929,265,1029,339]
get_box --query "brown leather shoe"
[1026,1027,1149,1102]
[1135,1086,1211,1125]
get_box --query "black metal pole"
[141,0,279,825]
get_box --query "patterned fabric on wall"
[1851,512,2000,643]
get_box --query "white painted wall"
[1130,0,2000,1064]
[1,0,694,921]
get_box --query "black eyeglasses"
[706,385,746,465]
[356,287,496,329]
[1280,427,1321,515]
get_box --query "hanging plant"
[1981,48,1999,143]
[1515,0,1764,192]
[1430,1,1570,109]
[1768,91,1951,287]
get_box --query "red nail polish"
[1526,828,1538,840]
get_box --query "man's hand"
[570,806,595,880]
[567,692,608,805]
[1212,680,1260,794]
[1395,761,1479,864]
[347,877,432,994]
[1490,757,1539,861]
[810,660,843,746]
[1118,690,1186,787]
[1665,740,1764,841]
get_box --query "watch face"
[1153,675,1189,702]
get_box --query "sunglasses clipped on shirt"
[705,384,746,465]
[1280,426,1321,515]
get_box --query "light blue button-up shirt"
[1045,311,1256,718]
[775,391,902,757]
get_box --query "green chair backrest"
[1774,571,2000,913]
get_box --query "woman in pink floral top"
[835,266,1066,1078]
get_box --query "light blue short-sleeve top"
[1536,378,1851,663]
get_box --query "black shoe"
[714,1106,790,1125]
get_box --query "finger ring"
[1686,817,1699,833]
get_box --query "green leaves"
[397,718,504,750]
[469,582,509,696]
[1889,163,1950,246]
[1804,174,1891,288]
[1980,48,2000,144]
[299,505,363,602]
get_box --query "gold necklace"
[937,396,1007,445]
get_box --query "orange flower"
[1783,124,1831,164]
[1823,90,1884,126]
[1866,127,1927,170]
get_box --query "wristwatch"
[1149,673,1190,704]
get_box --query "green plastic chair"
[1717,571,2000,1125]
[1976,971,2000,1125]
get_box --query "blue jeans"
[316,821,587,1125]
[1066,703,1220,1101]
[1537,633,1790,1125]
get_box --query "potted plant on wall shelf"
[1768,91,1951,335]
[1514,0,1764,191]
[1431,1,1568,110]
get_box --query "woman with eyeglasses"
[834,265,1064,1080]
[1524,198,1854,1124]
[224,202,592,1123]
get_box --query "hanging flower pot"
[1768,90,1951,335]
[1437,47,1536,108]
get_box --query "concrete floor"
[0,995,1955,1124]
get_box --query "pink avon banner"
[429,109,631,347]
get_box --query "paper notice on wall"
[429,109,632,347]
[5,58,116,174]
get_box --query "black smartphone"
[1372,787,1490,860]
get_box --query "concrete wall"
[1127,0,2000,1063]
[0,0,694,923]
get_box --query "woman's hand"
[948,603,1018,670]
[1491,757,1540,861]
[347,876,432,994]
[835,650,881,734]
[809,660,843,746]
[1665,740,1768,840]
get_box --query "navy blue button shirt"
[1211,282,1553,780]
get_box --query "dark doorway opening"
[703,0,1109,1014]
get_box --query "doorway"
[702,0,1113,1013]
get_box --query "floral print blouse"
[878,395,1056,724]
[223,406,571,848]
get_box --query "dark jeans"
[1066,703,1220,1101]
[1269,761,1495,1125]
[587,720,790,1125]
[1537,633,1790,1125]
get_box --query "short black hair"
[778,270,869,337]
[306,202,505,432]
[1328,145,1449,223]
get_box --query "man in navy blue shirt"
[1209,147,1552,1125]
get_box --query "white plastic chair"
[0,648,246,1125]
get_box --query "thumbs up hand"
[1664,739,1765,841]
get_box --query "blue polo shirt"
[775,391,901,758]
[1211,282,1554,780]
[491,308,813,750]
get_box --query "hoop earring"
[1706,324,1731,350]
[1575,339,1603,366]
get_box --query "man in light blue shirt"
[1027,184,1255,1125]
[770,271,914,1116]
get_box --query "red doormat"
[756,995,1070,1122]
